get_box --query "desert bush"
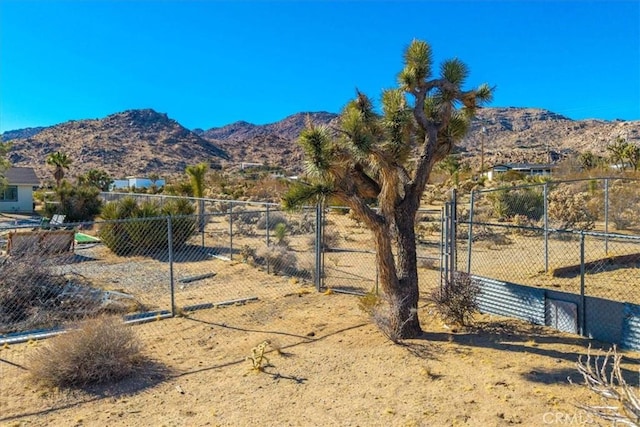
[274,222,289,246]
[547,186,596,230]
[256,246,297,275]
[0,251,67,332]
[0,251,99,333]
[488,187,544,221]
[496,170,525,182]
[256,211,288,230]
[366,293,417,343]
[232,207,261,226]
[240,244,256,264]
[609,181,640,230]
[28,316,146,388]
[430,272,480,326]
[572,345,640,425]
[44,182,103,222]
[0,251,137,334]
[307,228,340,250]
[99,197,196,256]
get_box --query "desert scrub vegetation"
[488,187,544,221]
[99,196,196,256]
[572,345,640,425]
[547,185,596,230]
[42,181,103,222]
[28,316,147,388]
[255,245,298,275]
[429,272,480,326]
[0,251,120,334]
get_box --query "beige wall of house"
[0,185,34,213]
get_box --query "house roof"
[3,167,40,185]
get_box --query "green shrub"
[44,182,103,222]
[99,197,196,256]
[488,187,544,221]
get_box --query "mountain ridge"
[2,107,639,183]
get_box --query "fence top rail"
[465,219,640,242]
[472,176,640,195]
[101,192,283,207]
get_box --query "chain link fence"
[459,177,640,340]
[0,196,321,414]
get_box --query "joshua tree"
[186,162,209,231]
[46,151,72,187]
[284,39,492,339]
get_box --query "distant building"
[110,176,165,191]
[486,163,555,181]
[0,167,40,213]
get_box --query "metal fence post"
[543,183,549,273]
[604,178,609,255]
[466,190,475,274]
[266,205,270,274]
[440,206,445,291]
[167,216,176,317]
[315,203,323,292]
[579,231,586,336]
[228,202,233,260]
[200,199,205,248]
[266,205,270,247]
[449,189,457,283]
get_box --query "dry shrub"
[572,345,640,425]
[430,272,480,326]
[358,290,417,343]
[548,186,596,230]
[29,316,146,388]
[256,246,297,275]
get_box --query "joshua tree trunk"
[370,208,422,339]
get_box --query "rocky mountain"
[200,108,639,173]
[2,107,639,183]
[3,109,228,182]
[462,108,639,167]
[1,127,46,142]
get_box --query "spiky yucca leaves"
[285,39,493,340]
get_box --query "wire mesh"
[465,177,640,307]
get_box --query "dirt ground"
[2,210,640,426]
[2,280,639,427]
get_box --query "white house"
[110,176,166,191]
[0,167,40,213]
[486,163,555,181]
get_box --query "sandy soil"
[2,280,639,427]
[2,210,640,426]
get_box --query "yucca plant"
[284,39,492,339]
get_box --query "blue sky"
[1,0,639,133]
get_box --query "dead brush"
[571,345,640,425]
[429,272,480,327]
[28,315,147,388]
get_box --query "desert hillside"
[2,107,639,182]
